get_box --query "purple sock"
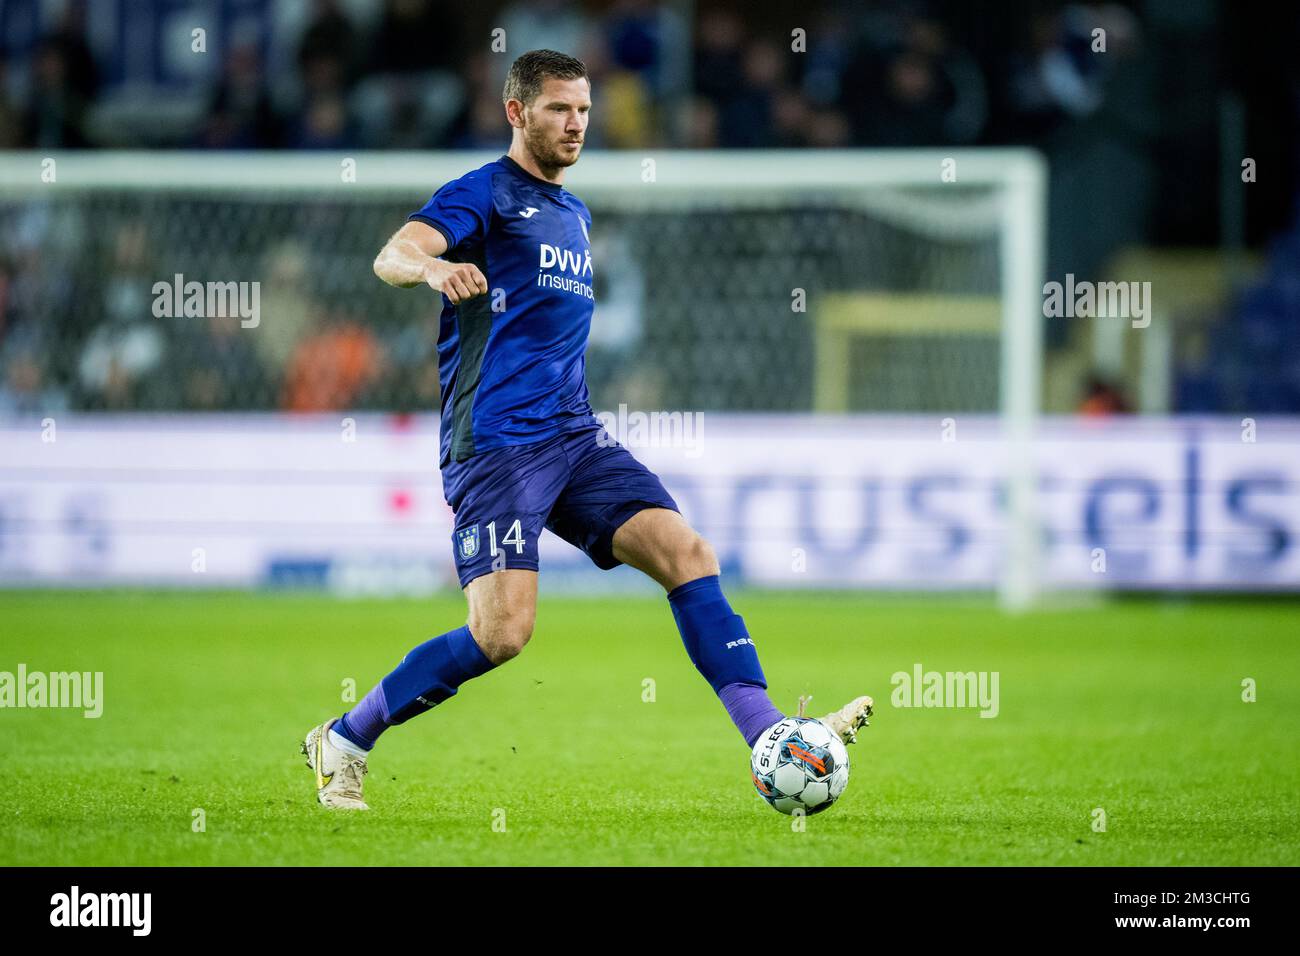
[336,683,390,751]
[719,682,786,747]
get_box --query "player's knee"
[467,607,535,664]
[672,534,720,587]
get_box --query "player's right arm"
[372,220,488,304]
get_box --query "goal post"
[0,148,1048,606]
[997,151,1049,611]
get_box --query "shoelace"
[334,755,369,799]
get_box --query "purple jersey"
[409,155,599,466]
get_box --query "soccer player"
[301,50,873,809]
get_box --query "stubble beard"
[524,118,581,173]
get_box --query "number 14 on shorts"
[488,519,526,556]
[456,519,526,560]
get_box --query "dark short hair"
[502,49,588,106]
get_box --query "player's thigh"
[545,428,681,575]
[611,506,720,591]
[463,568,538,663]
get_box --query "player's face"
[522,76,590,169]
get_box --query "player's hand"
[423,259,488,304]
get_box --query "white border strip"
[0,148,1046,194]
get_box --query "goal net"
[0,150,1046,604]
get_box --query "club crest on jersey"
[456,525,480,559]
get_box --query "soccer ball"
[750,716,850,815]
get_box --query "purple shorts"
[440,423,680,588]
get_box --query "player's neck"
[506,144,566,188]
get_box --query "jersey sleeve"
[408,171,493,252]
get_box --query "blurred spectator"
[77,319,165,410]
[604,0,687,100]
[46,0,100,100]
[282,314,384,411]
[199,37,282,148]
[0,58,22,148]
[174,314,267,410]
[1007,2,1148,344]
[366,0,458,76]
[253,243,318,372]
[585,228,649,408]
[18,0,100,147]
[1190,216,1300,412]
[0,349,68,417]
[1007,3,1141,135]
[693,8,747,109]
[298,0,360,92]
[683,96,720,149]
[23,38,92,147]
[806,107,851,148]
[76,222,165,410]
[383,313,442,412]
[287,0,360,148]
[350,0,465,148]
[494,0,592,90]
[724,39,784,147]
[0,297,71,416]
[598,69,655,148]
[447,87,509,149]
[838,9,986,146]
[798,6,855,108]
[445,52,507,149]
[289,91,355,148]
[1078,375,1131,416]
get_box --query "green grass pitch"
[3,590,1297,866]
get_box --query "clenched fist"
[423,259,488,304]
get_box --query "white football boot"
[301,719,370,810]
[804,694,874,745]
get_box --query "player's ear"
[505,98,524,129]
